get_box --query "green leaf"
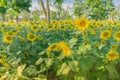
[78,44,91,54]
[105,64,119,79]
[17,64,26,76]
[35,58,44,65]
[68,38,78,48]
[74,76,85,80]
[16,50,22,55]
[45,58,53,68]
[36,74,47,80]
[68,60,79,72]
[57,63,70,75]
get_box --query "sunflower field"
[0,0,120,80]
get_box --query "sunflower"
[101,40,106,45]
[46,42,71,56]
[51,20,56,24]
[58,20,63,24]
[3,35,13,43]
[46,43,60,55]
[114,32,120,41]
[27,33,36,41]
[110,44,117,51]
[100,30,111,40]
[37,35,42,40]
[40,26,44,30]
[58,42,71,56]
[60,25,66,30]
[75,18,89,31]
[106,51,119,61]
[31,26,38,32]
[46,25,53,30]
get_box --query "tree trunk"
[40,0,47,20]
[46,0,50,23]
[2,14,5,22]
[16,16,19,22]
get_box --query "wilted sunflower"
[100,30,111,40]
[46,43,60,55]
[75,18,89,31]
[27,33,36,41]
[106,51,119,61]
[114,32,120,41]
[3,35,13,43]
[58,42,71,56]
[46,41,71,56]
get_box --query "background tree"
[73,0,84,17]
[0,0,32,21]
[73,0,115,20]
[0,0,8,21]
[38,0,50,23]
[53,0,64,20]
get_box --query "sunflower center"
[103,32,109,37]
[116,33,120,38]
[6,36,11,41]
[29,35,35,39]
[80,21,86,26]
[109,53,116,57]
[33,26,37,30]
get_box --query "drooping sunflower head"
[46,41,71,56]
[27,33,36,41]
[114,32,120,41]
[46,43,61,55]
[75,18,89,31]
[100,30,111,40]
[106,51,119,61]
[57,42,71,56]
[3,35,13,43]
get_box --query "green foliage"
[73,0,115,20]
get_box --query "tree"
[53,0,64,19]
[0,0,8,21]
[73,0,115,20]
[10,0,32,22]
[38,0,50,23]
[0,0,32,21]
[73,0,84,17]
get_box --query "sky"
[30,0,120,11]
